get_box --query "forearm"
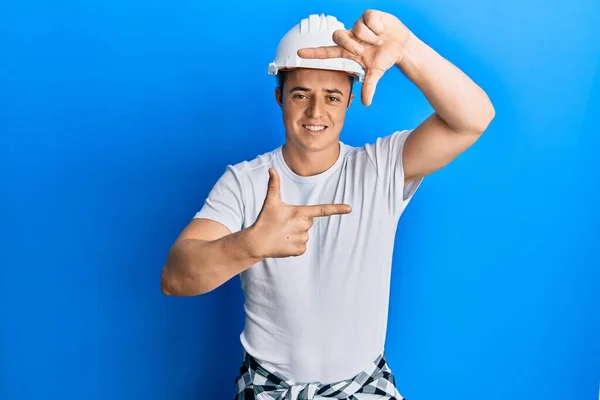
[397,32,495,133]
[161,227,263,296]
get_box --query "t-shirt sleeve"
[193,165,245,234]
[364,129,423,218]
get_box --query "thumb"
[264,168,281,205]
[362,67,385,106]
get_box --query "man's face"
[275,68,354,153]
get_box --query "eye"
[293,93,307,100]
[328,96,341,102]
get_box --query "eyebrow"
[289,86,345,96]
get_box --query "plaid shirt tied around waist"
[234,351,405,400]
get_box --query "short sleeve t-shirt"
[195,129,422,385]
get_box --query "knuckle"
[333,30,351,45]
[332,29,343,42]
[364,9,377,19]
[364,10,380,26]
[354,25,366,38]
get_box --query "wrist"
[242,225,266,260]
[395,31,419,69]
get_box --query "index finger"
[300,204,352,218]
[297,45,360,62]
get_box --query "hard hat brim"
[268,61,364,83]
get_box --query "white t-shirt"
[194,129,422,386]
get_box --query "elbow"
[160,269,178,296]
[160,272,177,296]
[464,93,496,135]
[160,241,221,296]
[465,106,495,136]
[477,96,496,133]
[160,243,203,296]
[483,102,496,130]
[160,267,212,297]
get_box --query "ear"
[347,93,355,108]
[275,87,283,107]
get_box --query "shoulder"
[343,130,412,166]
[361,129,412,152]
[219,146,279,184]
[198,147,279,220]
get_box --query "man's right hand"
[249,168,352,259]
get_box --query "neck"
[281,141,340,177]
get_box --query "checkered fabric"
[234,351,405,400]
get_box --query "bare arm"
[161,219,262,296]
[161,168,351,296]
[298,9,495,188]
[399,32,495,185]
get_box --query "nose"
[305,96,324,119]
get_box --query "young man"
[161,10,495,399]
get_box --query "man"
[161,9,494,399]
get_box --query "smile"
[302,124,327,132]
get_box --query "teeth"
[304,125,326,132]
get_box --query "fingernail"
[354,46,364,55]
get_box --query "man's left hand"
[297,9,411,106]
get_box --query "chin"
[297,134,338,153]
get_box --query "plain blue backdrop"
[1,0,599,399]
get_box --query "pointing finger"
[301,203,352,218]
[297,45,342,59]
[297,45,361,63]
[264,168,281,205]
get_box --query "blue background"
[2,0,599,399]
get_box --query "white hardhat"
[267,14,365,82]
